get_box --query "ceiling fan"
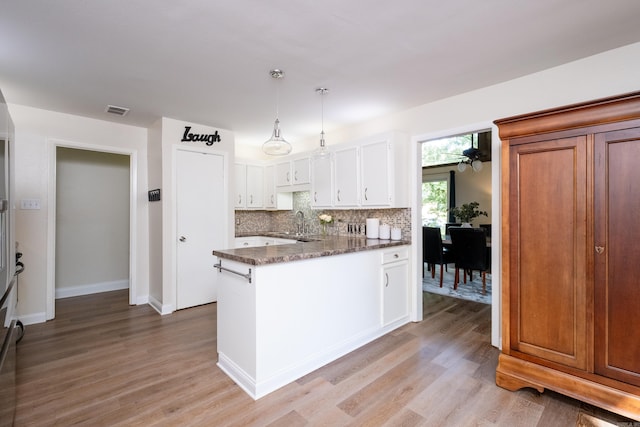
[457,147,484,172]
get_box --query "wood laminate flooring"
[15,291,636,426]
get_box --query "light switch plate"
[20,199,41,210]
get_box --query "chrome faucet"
[295,210,304,235]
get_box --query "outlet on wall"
[20,199,41,210]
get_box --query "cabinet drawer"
[381,247,408,264]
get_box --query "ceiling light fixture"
[262,69,292,156]
[312,87,330,160]
[457,147,483,172]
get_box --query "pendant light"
[312,87,330,160]
[262,69,292,156]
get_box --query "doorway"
[55,147,130,299]
[413,124,501,347]
[47,141,138,320]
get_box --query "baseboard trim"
[18,312,47,325]
[55,280,129,299]
[148,295,173,315]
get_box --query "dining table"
[442,235,491,247]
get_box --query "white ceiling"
[2,0,640,150]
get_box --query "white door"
[176,149,226,309]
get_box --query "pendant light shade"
[263,69,292,156]
[312,87,330,160]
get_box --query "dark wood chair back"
[448,227,488,272]
[445,223,462,235]
[423,226,446,265]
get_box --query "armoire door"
[508,135,589,370]
[594,126,640,386]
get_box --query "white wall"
[8,105,149,324]
[149,117,235,314]
[147,118,163,305]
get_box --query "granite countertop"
[213,234,411,266]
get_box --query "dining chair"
[422,226,455,287]
[479,223,491,237]
[445,223,462,235]
[448,227,489,294]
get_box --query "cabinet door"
[507,135,588,370]
[292,157,310,185]
[361,140,391,206]
[275,161,291,187]
[263,165,276,209]
[310,154,332,207]
[234,163,247,209]
[245,165,264,208]
[382,260,408,326]
[333,147,359,207]
[594,127,640,386]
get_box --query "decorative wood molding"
[494,91,640,139]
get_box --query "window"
[422,130,491,168]
[422,173,449,233]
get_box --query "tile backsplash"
[235,191,411,240]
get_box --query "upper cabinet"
[360,139,392,206]
[308,131,408,209]
[245,131,408,210]
[234,163,264,210]
[333,146,360,207]
[310,154,333,208]
[275,156,310,190]
[330,131,408,209]
[263,164,277,209]
[234,163,247,209]
[264,164,293,211]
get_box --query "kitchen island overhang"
[213,236,411,399]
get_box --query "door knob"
[179,236,186,242]
[595,246,605,254]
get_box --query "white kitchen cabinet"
[234,163,247,209]
[361,140,391,206]
[381,247,409,326]
[246,164,264,208]
[310,153,333,208]
[360,132,408,208]
[235,163,264,210]
[216,245,409,399]
[263,165,277,209]
[275,157,310,189]
[333,146,360,207]
[263,164,293,211]
[275,161,291,187]
[292,157,310,185]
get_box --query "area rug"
[422,267,492,305]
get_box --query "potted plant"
[449,201,487,226]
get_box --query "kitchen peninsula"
[212,235,411,399]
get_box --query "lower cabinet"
[216,245,410,399]
[381,247,409,326]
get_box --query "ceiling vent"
[105,104,130,116]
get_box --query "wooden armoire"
[495,92,640,420]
